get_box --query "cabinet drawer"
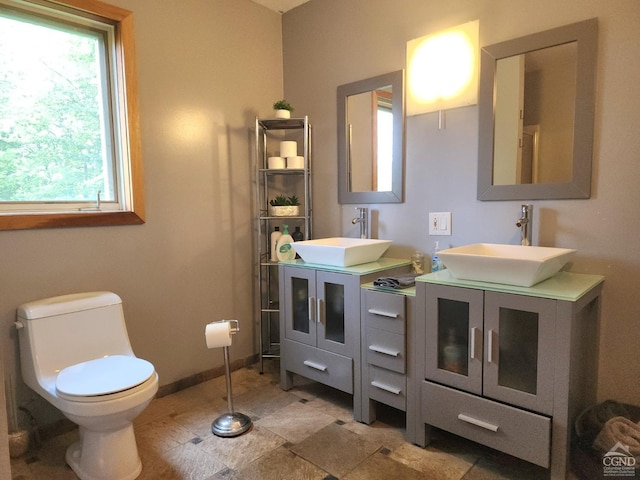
[363,290,405,334]
[282,339,353,394]
[368,365,406,411]
[366,328,405,373]
[422,381,550,468]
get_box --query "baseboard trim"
[156,353,259,398]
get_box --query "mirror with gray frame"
[477,18,598,200]
[338,70,404,203]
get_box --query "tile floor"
[11,361,580,479]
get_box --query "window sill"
[0,211,145,231]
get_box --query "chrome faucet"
[352,207,368,239]
[515,204,533,246]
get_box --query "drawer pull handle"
[368,308,399,319]
[487,329,496,364]
[317,298,324,325]
[369,345,400,357]
[371,380,401,395]
[470,327,479,360]
[457,413,499,432]
[303,360,327,372]
[308,297,316,323]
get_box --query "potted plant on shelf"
[273,100,294,119]
[269,194,301,216]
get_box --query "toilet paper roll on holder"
[205,319,252,437]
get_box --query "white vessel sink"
[292,237,391,267]
[437,243,576,287]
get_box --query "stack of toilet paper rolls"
[266,141,304,169]
[280,141,304,169]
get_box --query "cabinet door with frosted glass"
[483,291,556,415]
[283,266,317,347]
[315,270,359,357]
[424,284,484,395]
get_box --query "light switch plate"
[429,212,452,236]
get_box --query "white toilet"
[15,291,158,480]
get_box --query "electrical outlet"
[429,212,452,236]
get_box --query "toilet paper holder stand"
[208,319,252,437]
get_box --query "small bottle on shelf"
[270,226,281,262]
[431,241,441,272]
[291,226,303,242]
[411,251,425,274]
[291,226,304,259]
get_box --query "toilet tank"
[17,292,136,390]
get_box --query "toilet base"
[66,424,142,480]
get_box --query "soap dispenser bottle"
[431,241,441,272]
[276,224,296,261]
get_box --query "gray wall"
[0,0,283,427]
[282,0,640,405]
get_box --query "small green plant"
[273,100,294,112]
[270,194,300,206]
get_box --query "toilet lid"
[56,355,155,397]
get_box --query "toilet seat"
[56,355,155,401]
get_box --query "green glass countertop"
[416,269,604,302]
[279,257,411,275]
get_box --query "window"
[0,0,144,230]
[375,92,393,192]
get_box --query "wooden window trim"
[0,0,145,230]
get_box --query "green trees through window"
[0,15,114,202]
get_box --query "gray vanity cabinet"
[279,260,410,422]
[282,266,360,359]
[280,265,363,399]
[411,271,604,479]
[424,284,556,415]
[360,287,413,423]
